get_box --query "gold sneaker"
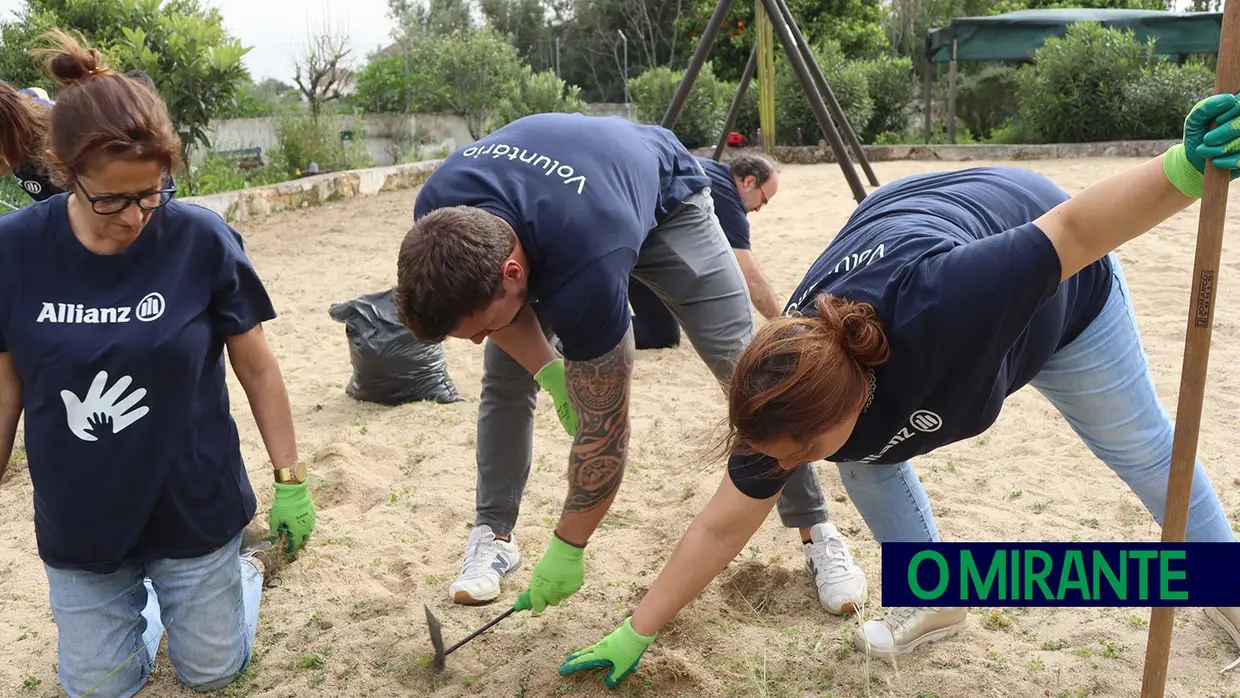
[853,606,968,660]
[1205,607,1240,674]
[1206,607,1240,646]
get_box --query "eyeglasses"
[72,173,177,215]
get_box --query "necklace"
[862,369,877,414]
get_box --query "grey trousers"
[473,187,830,536]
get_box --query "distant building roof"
[926,8,1223,63]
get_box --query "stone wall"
[184,140,1175,225]
[204,114,469,167]
[183,159,443,224]
[695,140,1180,164]
[204,104,638,168]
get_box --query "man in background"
[629,153,783,349]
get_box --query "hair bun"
[813,294,891,367]
[37,29,110,87]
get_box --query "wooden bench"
[218,147,264,170]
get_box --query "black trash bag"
[328,288,463,405]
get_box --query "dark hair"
[729,153,778,185]
[32,29,180,186]
[725,293,890,454]
[0,80,51,176]
[124,70,157,92]
[394,206,516,343]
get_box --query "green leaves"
[628,62,732,147]
[352,28,529,139]
[1012,21,1212,144]
[1,0,251,188]
[495,67,588,127]
[106,1,251,187]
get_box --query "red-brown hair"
[32,28,180,186]
[0,81,50,176]
[725,293,891,454]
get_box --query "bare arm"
[0,353,20,484]
[733,248,782,319]
[629,472,778,635]
[487,304,558,376]
[1037,154,1195,282]
[225,324,299,473]
[554,325,635,546]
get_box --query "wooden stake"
[1139,5,1240,696]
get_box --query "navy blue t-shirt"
[729,167,1113,499]
[0,194,276,572]
[414,113,711,361]
[697,157,750,249]
[10,93,64,202]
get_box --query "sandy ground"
[2,157,1240,698]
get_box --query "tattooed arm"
[554,325,636,547]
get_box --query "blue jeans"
[44,532,263,697]
[838,254,1235,546]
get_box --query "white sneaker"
[448,525,521,605]
[803,522,868,615]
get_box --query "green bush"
[773,40,871,146]
[987,119,1037,144]
[270,113,375,176]
[494,69,588,128]
[1013,22,1148,143]
[731,83,759,143]
[0,176,29,214]
[184,154,289,197]
[628,62,733,147]
[874,124,976,146]
[857,55,915,143]
[957,65,1021,141]
[352,55,413,113]
[1122,59,1215,140]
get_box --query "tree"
[0,0,251,178]
[294,24,355,117]
[682,0,887,84]
[351,54,414,113]
[0,0,132,89]
[233,78,303,118]
[434,28,528,137]
[478,0,563,73]
[109,0,251,184]
[388,0,475,41]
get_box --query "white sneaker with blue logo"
[449,525,522,605]
[804,522,868,615]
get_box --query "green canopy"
[925,8,1222,64]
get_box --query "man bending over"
[393,113,867,617]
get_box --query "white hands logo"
[60,370,150,442]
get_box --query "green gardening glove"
[534,359,578,437]
[512,534,584,613]
[1164,93,1240,199]
[268,481,316,553]
[557,617,658,689]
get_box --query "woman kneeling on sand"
[558,93,1240,687]
[0,31,316,698]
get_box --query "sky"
[0,0,398,84]
[0,0,1226,84]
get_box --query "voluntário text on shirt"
[460,143,588,194]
